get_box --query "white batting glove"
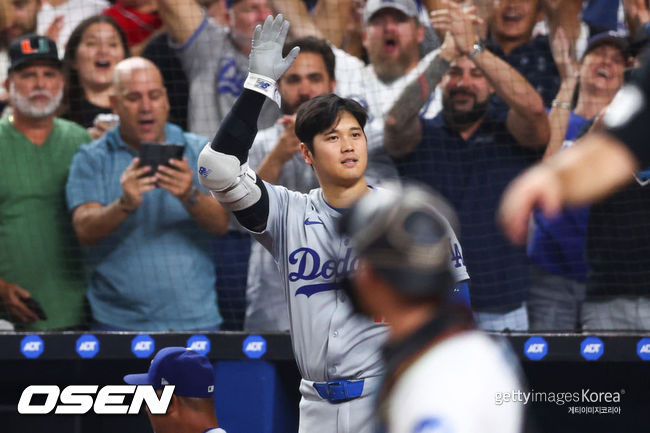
[244,14,300,106]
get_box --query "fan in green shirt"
[0,34,92,330]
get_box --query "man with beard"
[334,0,440,184]
[385,2,549,331]
[0,34,91,330]
[245,36,336,331]
[0,0,41,107]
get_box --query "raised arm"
[544,27,578,159]
[0,0,15,35]
[197,15,299,231]
[385,5,481,158]
[476,54,549,149]
[445,2,550,149]
[157,0,205,45]
[268,0,351,48]
[541,0,584,54]
[498,133,638,244]
[268,0,321,39]
[384,31,458,158]
[624,0,650,41]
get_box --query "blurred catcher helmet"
[339,182,458,299]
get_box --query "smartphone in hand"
[138,142,185,177]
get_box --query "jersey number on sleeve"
[450,242,464,268]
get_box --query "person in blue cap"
[124,346,226,433]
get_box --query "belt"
[312,379,365,404]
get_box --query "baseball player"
[197,14,470,433]
[339,183,525,433]
[124,346,226,433]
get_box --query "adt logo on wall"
[186,335,210,356]
[131,334,155,358]
[581,337,604,361]
[524,336,548,361]
[76,334,100,359]
[637,338,650,361]
[243,335,266,359]
[21,335,44,359]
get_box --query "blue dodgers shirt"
[528,112,590,282]
[66,124,222,331]
[393,112,542,310]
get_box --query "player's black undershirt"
[210,89,270,231]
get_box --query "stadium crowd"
[0,0,649,333]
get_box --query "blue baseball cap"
[583,31,629,60]
[123,347,215,398]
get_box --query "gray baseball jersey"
[245,124,318,331]
[250,182,470,382]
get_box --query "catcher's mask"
[338,182,458,305]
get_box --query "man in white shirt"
[335,0,438,183]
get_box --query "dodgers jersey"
[245,124,318,331]
[251,183,470,382]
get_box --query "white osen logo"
[17,385,174,415]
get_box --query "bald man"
[65,57,230,332]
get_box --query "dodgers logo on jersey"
[217,56,245,97]
[524,336,548,361]
[242,335,266,359]
[186,334,211,356]
[131,334,155,358]
[580,337,604,361]
[637,338,650,361]
[199,166,212,177]
[449,240,464,268]
[21,335,44,359]
[76,334,100,359]
[289,247,360,297]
